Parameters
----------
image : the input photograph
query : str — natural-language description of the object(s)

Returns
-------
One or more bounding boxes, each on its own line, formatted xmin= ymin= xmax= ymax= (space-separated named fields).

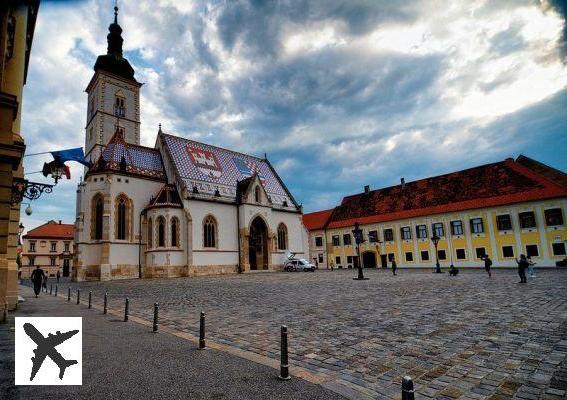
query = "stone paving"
xmin=61 ymin=268 xmax=567 ymax=400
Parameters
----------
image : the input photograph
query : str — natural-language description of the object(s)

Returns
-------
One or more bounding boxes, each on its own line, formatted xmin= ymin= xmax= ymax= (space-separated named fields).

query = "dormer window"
xmin=114 ymin=94 xmax=126 ymax=117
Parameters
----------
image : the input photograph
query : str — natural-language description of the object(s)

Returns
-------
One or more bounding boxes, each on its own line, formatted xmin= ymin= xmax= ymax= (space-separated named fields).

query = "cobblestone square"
xmin=69 ymin=269 xmax=567 ymax=400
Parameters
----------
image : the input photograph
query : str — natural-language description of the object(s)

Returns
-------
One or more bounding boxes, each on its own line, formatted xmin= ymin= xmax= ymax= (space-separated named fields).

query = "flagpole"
xmin=23 ymin=151 xmax=53 ymax=157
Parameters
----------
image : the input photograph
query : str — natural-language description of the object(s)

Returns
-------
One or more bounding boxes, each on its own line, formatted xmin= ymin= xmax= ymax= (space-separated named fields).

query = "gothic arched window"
xmin=203 ymin=215 xmax=217 ymax=248
xmin=91 ymin=193 xmax=104 ymax=240
xmin=114 ymin=92 xmax=126 ymax=117
xmin=171 ymin=217 xmax=179 ymax=247
xmin=115 ymin=194 xmax=131 ymax=240
xmin=157 ymin=216 xmax=166 ymax=247
xmin=147 ymin=218 xmax=153 ymax=248
xmin=277 ymin=223 xmax=288 ymax=250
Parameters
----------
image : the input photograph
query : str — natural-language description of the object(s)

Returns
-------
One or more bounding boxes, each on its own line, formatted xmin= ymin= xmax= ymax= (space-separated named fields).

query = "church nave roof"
xmin=159 ymin=133 xmax=298 ymax=209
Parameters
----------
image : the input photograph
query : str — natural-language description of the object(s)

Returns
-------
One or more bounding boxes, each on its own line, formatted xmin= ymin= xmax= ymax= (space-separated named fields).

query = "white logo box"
xmin=15 ymin=317 xmax=82 ymax=385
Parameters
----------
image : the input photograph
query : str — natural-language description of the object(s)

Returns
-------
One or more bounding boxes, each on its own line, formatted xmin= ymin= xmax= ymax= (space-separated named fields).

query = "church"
xmin=73 ymin=8 xmax=308 ymax=281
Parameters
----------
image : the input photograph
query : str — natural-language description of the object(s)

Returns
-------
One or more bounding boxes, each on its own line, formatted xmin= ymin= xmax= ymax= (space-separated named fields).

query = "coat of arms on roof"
xmin=186 ymin=145 xmax=222 ymax=179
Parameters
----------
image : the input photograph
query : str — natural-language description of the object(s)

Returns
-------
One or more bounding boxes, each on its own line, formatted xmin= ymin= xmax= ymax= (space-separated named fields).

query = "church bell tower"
xmin=84 ymin=5 xmax=141 ymax=164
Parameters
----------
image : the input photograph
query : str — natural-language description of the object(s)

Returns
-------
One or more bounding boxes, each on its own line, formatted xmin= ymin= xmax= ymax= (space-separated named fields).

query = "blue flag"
xmin=51 ymin=147 xmax=92 ymax=167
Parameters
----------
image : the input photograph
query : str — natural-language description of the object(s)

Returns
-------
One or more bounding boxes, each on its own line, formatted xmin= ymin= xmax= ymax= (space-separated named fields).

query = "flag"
xmin=51 ymin=147 xmax=92 ymax=168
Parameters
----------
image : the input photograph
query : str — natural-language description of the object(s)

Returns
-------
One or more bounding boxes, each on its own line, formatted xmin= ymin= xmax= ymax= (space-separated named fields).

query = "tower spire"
xmin=93 ymin=0 xmax=136 ymax=81
xmin=107 ymin=2 xmax=124 ymax=57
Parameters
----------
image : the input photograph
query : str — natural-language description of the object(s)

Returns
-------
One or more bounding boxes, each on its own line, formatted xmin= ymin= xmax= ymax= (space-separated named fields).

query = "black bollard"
xmin=88 ymin=291 xmax=92 ymax=309
xmin=67 ymin=287 xmax=71 ymax=301
xmin=50 ymin=284 xmax=52 ymax=295
xmin=55 ymin=285 xmax=58 ymax=296
xmin=279 ymin=325 xmax=290 ymax=380
xmin=153 ymin=303 xmax=159 ymax=332
xmin=76 ymin=289 xmax=80 ymax=305
xmin=103 ymin=292 xmax=108 ymax=314
xmin=402 ymin=376 xmax=415 ymax=400
xmin=124 ymin=298 xmax=129 ymax=322
xmin=199 ymin=312 xmax=206 ymax=349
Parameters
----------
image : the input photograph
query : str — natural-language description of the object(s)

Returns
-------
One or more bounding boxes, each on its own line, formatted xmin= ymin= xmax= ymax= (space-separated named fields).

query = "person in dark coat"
xmin=482 ymin=255 xmax=492 ymax=278
xmin=391 ymin=257 xmax=397 ymax=276
xmin=30 ymin=266 xmax=46 ymax=298
xmin=449 ymin=264 xmax=459 ymax=276
xmin=515 ymin=254 xmax=528 ymax=283
xmin=56 ymin=270 xmax=60 ymax=283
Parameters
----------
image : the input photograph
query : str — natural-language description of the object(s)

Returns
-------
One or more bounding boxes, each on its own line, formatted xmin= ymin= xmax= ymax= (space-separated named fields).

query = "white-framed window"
xmin=416 ymin=225 xmax=427 ymax=239
xmin=401 ymin=226 xmax=411 ymax=240
xmin=470 ymin=218 xmax=484 ymax=234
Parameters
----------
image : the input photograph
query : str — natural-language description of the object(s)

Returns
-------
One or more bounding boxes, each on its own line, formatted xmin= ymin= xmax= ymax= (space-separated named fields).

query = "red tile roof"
xmin=516 ymin=155 xmax=567 ymax=187
xmin=303 ymin=209 xmax=333 ymax=230
xmin=23 ymin=220 xmax=74 ymax=239
xmin=315 ymin=157 xmax=567 ymax=230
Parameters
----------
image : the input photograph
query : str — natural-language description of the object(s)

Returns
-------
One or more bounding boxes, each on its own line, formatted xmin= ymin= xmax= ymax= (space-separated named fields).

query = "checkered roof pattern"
xmin=162 ymin=134 xmax=293 ymax=205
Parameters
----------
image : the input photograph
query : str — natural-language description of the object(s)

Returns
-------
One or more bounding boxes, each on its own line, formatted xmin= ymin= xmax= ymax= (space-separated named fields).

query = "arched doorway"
xmin=362 ymin=251 xmax=377 ymax=268
xmin=249 ymin=216 xmax=268 ymax=270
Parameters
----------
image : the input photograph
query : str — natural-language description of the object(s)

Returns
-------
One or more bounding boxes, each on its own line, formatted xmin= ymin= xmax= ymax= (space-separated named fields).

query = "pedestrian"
xmin=527 ymin=256 xmax=536 ymax=277
xmin=482 ymin=255 xmax=492 ymax=278
xmin=313 ymin=258 xmax=319 ymax=270
xmin=56 ymin=269 xmax=60 ymax=283
xmin=330 ymin=261 xmax=334 ymax=271
xmin=391 ymin=257 xmax=397 ymax=276
xmin=30 ymin=265 xmax=46 ymax=298
xmin=515 ymin=254 xmax=528 ymax=283
xmin=42 ymin=273 xmax=48 ymax=292
xmin=449 ymin=264 xmax=459 ymax=276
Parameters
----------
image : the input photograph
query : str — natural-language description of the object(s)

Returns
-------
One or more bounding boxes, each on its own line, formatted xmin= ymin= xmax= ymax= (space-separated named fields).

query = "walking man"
xmin=391 ymin=256 xmax=397 ymax=276
xmin=515 ymin=254 xmax=528 ymax=283
xmin=482 ymin=255 xmax=492 ymax=278
xmin=56 ymin=269 xmax=60 ymax=283
xmin=30 ymin=265 xmax=46 ymax=298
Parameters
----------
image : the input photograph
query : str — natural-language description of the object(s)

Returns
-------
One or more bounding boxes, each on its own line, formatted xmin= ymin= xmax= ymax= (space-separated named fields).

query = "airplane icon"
xmin=23 ymin=322 xmax=79 ymax=381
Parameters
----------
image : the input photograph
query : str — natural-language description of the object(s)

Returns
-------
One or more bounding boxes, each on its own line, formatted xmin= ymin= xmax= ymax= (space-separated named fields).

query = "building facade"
xmin=21 ymin=220 xmax=74 ymax=278
xmin=304 ymin=157 xmax=567 ymax=269
xmin=73 ymin=8 xmax=308 ymax=281
xmin=0 ymin=1 xmax=39 ymax=321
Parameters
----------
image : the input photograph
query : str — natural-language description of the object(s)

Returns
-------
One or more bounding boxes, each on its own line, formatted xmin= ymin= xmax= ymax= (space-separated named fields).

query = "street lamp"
xmin=352 ymin=222 xmax=369 ymax=280
xmin=431 ymin=232 xmax=441 ymax=273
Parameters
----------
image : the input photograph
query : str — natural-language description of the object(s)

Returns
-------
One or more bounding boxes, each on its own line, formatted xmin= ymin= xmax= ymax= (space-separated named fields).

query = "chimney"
xmin=400 ymin=177 xmax=405 ymax=190
xmin=364 ymin=185 xmax=370 ymax=194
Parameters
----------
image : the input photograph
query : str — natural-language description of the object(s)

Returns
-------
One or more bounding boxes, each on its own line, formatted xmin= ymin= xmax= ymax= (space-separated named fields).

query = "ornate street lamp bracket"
xmin=11 ymin=177 xmax=54 ymax=204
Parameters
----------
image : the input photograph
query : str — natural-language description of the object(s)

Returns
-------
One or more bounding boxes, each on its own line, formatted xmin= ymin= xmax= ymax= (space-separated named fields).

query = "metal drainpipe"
xmin=236 ymin=196 xmax=242 ymax=273
xmin=138 ymin=209 xmax=145 ymax=279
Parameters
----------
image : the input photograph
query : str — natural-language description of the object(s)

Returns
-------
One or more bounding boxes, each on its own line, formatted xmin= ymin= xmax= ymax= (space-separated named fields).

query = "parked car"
xmin=284 ymin=259 xmax=316 ymax=272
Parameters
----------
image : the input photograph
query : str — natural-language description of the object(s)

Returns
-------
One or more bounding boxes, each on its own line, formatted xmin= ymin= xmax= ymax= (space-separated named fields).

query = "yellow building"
xmin=0 ymin=1 xmax=40 ymax=321
xmin=304 ymin=156 xmax=567 ymax=269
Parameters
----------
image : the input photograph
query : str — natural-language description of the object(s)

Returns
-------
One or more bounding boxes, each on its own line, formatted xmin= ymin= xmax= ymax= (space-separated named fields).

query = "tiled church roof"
xmin=160 ymin=133 xmax=298 ymax=208
xmin=89 ymin=130 xmax=166 ymax=181
xmin=23 ymin=220 xmax=74 ymax=240
xmin=318 ymin=157 xmax=567 ymax=229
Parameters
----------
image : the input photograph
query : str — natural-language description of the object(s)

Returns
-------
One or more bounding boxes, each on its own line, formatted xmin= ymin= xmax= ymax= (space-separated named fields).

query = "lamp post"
xmin=431 ymin=232 xmax=441 ymax=273
xmin=352 ymin=222 xmax=369 ymax=280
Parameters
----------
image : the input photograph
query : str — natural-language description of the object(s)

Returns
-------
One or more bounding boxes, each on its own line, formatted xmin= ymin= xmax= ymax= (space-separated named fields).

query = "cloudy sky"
xmin=20 ymin=0 xmax=567 ymax=230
